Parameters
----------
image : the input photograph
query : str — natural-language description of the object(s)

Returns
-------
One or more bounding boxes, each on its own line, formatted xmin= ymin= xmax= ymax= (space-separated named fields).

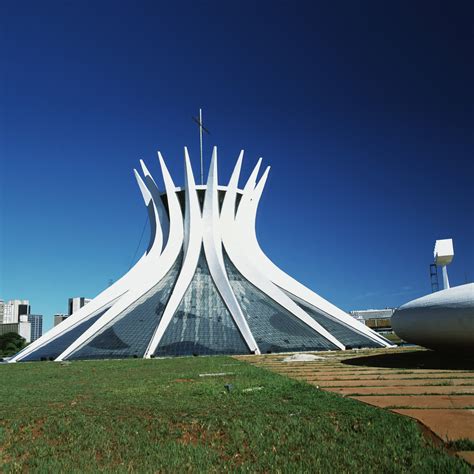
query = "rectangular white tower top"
xmin=434 ymin=238 xmax=454 ymax=266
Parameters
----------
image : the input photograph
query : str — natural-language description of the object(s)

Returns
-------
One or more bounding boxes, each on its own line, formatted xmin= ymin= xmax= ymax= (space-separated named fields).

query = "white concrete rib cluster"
xmin=11 ymin=147 xmax=391 ymax=362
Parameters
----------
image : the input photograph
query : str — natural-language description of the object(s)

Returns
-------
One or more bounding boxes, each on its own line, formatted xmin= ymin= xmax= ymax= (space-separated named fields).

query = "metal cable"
xmin=128 ymin=214 xmax=149 ymax=269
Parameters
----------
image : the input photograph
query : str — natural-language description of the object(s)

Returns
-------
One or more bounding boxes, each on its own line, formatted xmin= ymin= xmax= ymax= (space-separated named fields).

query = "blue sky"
xmin=1 ymin=1 xmax=473 ymax=331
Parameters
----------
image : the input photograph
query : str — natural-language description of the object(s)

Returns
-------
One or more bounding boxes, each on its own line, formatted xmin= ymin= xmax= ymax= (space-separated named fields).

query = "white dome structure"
xmin=11 ymin=148 xmax=392 ymax=362
xmin=392 ymin=283 xmax=474 ymax=351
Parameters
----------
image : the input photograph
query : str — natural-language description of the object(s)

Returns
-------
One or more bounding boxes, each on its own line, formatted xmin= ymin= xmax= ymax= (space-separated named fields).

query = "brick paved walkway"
xmin=235 ymin=347 xmax=474 ymax=466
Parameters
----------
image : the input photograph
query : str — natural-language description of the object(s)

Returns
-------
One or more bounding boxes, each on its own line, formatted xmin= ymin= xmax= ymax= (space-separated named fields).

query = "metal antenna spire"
xmin=199 ymin=108 xmax=203 ymax=184
xmin=192 ymin=108 xmax=210 ymax=184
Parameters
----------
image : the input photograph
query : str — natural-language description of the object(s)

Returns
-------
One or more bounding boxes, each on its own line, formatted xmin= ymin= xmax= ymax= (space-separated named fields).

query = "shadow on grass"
xmin=342 ymin=350 xmax=474 ymax=371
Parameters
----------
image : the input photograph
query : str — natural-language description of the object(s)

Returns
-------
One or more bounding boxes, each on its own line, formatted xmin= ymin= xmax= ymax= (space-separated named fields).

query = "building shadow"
xmin=342 ymin=349 xmax=474 ymax=371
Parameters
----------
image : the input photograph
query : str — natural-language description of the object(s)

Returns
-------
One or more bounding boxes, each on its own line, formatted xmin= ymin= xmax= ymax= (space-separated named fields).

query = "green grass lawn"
xmin=0 ymin=357 xmax=469 ymax=473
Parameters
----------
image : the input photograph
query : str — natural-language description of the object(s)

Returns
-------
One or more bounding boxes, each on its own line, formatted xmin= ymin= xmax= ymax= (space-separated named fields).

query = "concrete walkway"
xmin=235 ymin=347 xmax=474 ymax=466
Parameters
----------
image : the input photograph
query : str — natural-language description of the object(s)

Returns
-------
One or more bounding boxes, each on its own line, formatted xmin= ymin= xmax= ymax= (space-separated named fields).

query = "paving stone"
xmin=303 ymin=373 xmax=474 ymax=381
xmin=235 ymin=349 xmax=474 ymax=454
xmin=268 ymin=368 xmax=470 ymax=376
xmin=324 ymin=386 xmax=474 ymax=396
xmin=310 ymin=379 xmax=474 ymax=387
xmin=352 ymin=395 xmax=474 ymax=409
xmin=391 ymin=409 xmax=474 ymax=441
xmin=456 ymin=451 xmax=474 ymax=466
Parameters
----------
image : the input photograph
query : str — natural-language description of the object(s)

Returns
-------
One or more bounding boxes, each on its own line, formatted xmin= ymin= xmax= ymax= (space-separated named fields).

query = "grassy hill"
xmin=0 ymin=357 xmax=468 ymax=472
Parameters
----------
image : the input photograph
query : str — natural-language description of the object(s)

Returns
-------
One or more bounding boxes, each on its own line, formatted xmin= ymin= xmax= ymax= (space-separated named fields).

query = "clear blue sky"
xmin=1 ymin=1 xmax=473 ymax=332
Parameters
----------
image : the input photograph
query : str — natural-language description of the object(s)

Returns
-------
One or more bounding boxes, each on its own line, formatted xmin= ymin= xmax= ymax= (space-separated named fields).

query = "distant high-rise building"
xmin=0 ymin=317 xmax=31 ymax=343
xmin=28 ymin=314 xmax=43 ymax=342
xmin=0 ymin=300 xmax=4 ymax=324
xmin=2 ymin=300 xmax=30 ymax=324
xmin=68 ymin=297 xmax=91 ymax=316
xmin=3 ymin=303 xmax=14 ymax=324
xmin=54 ymin=313 xmax=69 ymax=327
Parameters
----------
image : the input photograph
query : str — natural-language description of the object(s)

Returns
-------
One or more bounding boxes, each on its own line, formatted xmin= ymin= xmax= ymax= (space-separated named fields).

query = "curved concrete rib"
xmin=140 ymin=159 xmax=169 ymax=253
xmin=222 ymin=160 xmax=346 ymax=350
xmin=243 ymin=157 xmax=262 ymax=194
xmin=144 ymin=148 xmax=203 ymax=358
xmin=238 ymin=170 xmax=392 ymax=347
xmin=182 ymin=148 xmax=195 ymax=257
xmin=220 ymin=150 xmax=243 ymax=228
xmin=134 ymin=169 xmax=160 ymax=257
xmin=156 ymin=150 xmax=185 ymax=258
xmin=56 ymin=153 xmax=185 ymax=361
xmin=203 ymin=148 xmax=259 ymax=354
xmin=10 ymin=168 xmax=163 ymax=362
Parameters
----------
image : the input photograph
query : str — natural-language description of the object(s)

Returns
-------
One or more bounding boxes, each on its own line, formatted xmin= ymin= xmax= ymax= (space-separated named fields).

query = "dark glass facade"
xmin=19 ymin=250 xmax=385 ymax=362
xmin=21 ymin=309 xmax=109 ymax=361
xmin=283 ymin=290 xmax=380 ymax=349
xmin=154 ymin=250 xmax=249 ymax=356
xmin=28 ymin=314 xmax=43 ymax=342
xmin=67 ymin=256 xmax=182 ymax=360
xmin=224 ymin=254 xmax=338 ymax=353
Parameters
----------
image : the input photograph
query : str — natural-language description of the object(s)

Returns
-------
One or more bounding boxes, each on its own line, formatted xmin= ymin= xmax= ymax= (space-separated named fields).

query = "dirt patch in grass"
xmin=170 ymin=420 xmax=255 ymax=466
xmin=172 ymin=420 xmax=228 ymax=447
xmin=29 ymin=418 xmax=46 ymax=440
